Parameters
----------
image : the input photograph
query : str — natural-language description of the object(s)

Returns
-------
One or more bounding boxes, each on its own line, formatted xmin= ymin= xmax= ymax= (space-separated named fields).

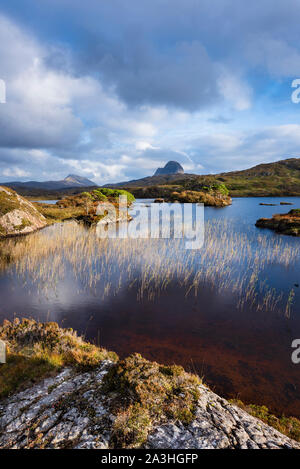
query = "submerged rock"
xmin=0 ymin=186 xmax=47 ymax=237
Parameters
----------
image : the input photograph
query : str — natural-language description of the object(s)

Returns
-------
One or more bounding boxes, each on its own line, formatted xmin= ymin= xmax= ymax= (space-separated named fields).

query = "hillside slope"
xmin=108 ymin=158 xmax=300 ymax=197
xmin=215 ymin=158 xmax=300 ymax=196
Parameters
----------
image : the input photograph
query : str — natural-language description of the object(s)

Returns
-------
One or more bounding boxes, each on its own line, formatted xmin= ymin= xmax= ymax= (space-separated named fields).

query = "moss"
xmin=231 ymin=400 xmax=300 ymax=442
xmin=91 ymin=190 xmax=108 ymax=201
xmin=289 ymin=209 xmax=300 ymax=217
xmin=91 ymin=188 xmax=135 ymax=204
xmin=102 ymin=353 xmax=201 ymax=448
xmin=15 ymin=218 xmax=32 ymax=231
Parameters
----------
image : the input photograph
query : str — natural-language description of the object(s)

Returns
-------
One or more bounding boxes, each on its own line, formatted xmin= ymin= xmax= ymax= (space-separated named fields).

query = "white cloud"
xmin=2 ymin=167 xmax=30 ymax=178
xmin=218 ymin=69 xmax=252 ymax=111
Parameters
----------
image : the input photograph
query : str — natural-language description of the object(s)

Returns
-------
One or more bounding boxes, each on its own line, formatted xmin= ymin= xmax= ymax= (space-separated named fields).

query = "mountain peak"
xmin=63 ymin=174 xmax=95 ymax=186
xmin=154 ymin=161 xmax=184 ymax=176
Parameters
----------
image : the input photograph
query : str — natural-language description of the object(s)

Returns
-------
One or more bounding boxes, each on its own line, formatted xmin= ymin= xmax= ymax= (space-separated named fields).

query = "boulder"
xmin=0 ymin=186 xmax=47 ymax=237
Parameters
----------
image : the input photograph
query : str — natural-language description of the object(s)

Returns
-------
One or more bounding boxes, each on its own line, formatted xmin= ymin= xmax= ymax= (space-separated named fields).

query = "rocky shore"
xmin=0 ymin=319 xmax=299 ymax=449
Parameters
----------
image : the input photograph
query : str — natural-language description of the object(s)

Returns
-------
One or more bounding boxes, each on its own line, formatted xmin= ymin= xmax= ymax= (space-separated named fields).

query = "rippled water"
xmin=0 ymin=197 xmax=300 ymax=417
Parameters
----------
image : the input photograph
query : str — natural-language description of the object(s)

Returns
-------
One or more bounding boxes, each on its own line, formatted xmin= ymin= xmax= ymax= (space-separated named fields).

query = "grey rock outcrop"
xmin=147 ymin=384 xmax=299 ymax=449
xmin=0 ymin=186 xmax=47 ymax=237
xmin=0 ymin=364 xmax=299 ymax=449
xmin=154 ymin=161 xmax=184 ymax=176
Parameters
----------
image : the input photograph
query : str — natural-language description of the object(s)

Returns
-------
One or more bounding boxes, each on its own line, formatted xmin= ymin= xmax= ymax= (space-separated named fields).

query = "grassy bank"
xmin=34 ymin=203 xmax=84 ymax=224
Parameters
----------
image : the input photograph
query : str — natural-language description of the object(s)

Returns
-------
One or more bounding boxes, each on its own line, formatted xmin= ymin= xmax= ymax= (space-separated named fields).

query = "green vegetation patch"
xmin=91 ymin=188 xmax=135 ymax=203
xmin=101 ymin=353 xmax=201 ymax=448
xmin=15 ymin=218 xmax=32 ymax=231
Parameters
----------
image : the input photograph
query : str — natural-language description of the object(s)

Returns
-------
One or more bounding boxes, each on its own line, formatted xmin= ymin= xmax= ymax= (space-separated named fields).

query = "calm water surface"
xmin=1 ymin=197 xmax=300 ymax=417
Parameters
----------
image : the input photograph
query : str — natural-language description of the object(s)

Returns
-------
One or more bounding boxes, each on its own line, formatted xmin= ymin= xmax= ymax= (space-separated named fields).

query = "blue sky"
xmin=0 ymin=0 xmax=300 ymax=183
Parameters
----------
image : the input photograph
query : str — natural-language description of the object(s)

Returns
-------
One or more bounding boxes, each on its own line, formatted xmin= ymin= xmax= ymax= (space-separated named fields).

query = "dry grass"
xmin=0 ymin=318 xmax=118 ymax=398
xmin=34 ymin=203 xmax=84 ymax=223
xmin=0 ymin=319 xmax=201 ymax=448
xmin=0 ymin=216 xmax=298 ymax=317
xmin=0 ymin=221 xmax=295 ymax=316
xmin=102 ymin=353 xmax=201 ymax=448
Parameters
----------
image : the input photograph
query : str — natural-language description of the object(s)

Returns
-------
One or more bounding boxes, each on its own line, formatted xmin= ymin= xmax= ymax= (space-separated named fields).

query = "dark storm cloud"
xmin=1 ymin=0 xmax=300 ymax=182
xmin=3 ymin=0 xmax=300 ymax=111
xmin=78 ymin=38 xmax=219 ymax=111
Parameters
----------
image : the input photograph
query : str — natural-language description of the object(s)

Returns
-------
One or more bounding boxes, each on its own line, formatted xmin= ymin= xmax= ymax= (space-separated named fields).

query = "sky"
xmin=1 ymin=0 xmax=300 ymax=184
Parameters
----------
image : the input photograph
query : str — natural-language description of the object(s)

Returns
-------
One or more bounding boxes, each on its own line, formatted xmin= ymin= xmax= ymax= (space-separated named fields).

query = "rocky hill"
xmin=154 ymin=161 xmax=184 ymax=176
xmin=5 ymin=158 xmax=300 ymax=200
xmin=0 ymin=186 xmax=47 ymax=237
xmin=107 ymin=157 xmax=300 ymax=197
xmin=0 ymin=319 xmax=299 ymax=449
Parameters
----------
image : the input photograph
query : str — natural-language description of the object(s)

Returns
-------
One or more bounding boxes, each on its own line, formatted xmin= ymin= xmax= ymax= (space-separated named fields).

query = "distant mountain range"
xmin=3 ymin=174 xmax=96 ymax=191
xmin=1 ymin=158 xmax=300 ymax=198
xmin=108 ymin=157 xmax=300 ymax=197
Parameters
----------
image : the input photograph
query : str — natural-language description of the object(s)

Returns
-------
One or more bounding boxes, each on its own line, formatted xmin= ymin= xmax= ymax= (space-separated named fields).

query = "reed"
xmin=0 ymin=218 xmax=299 ymax=317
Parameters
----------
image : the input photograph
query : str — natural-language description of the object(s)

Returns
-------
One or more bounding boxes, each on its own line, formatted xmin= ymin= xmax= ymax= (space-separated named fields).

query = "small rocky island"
xmin=0 ymin=186 xmax=47 ymax=237
xmin=0 ymin=319 xmax=299 ymax=449
xmin=153 ymin=183 xmax=232 ymax=207
xmin=256 ymin=209 xmax=300 ymax=236
xmin=164 ymin=190 xmax=232 ymax=207
xmin=56 ymin=188 xmax=135 ymax=226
